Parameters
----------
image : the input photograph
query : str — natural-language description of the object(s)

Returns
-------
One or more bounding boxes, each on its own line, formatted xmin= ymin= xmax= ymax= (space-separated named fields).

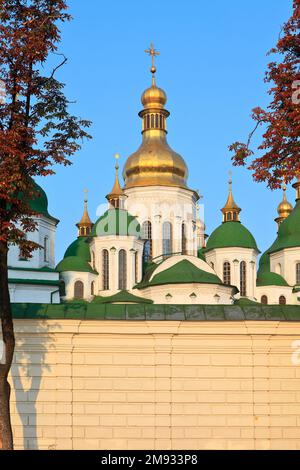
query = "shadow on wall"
xmin=11 ymin=308 xmax=61 ymax=450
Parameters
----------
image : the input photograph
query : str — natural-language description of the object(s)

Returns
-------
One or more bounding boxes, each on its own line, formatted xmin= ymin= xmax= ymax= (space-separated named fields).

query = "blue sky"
xmin=38 ymin=0 xmax=294 ymax=261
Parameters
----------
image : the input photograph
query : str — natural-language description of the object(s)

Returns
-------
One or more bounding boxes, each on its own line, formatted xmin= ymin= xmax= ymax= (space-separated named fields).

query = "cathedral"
xmin=8 ymin=48 xmax=300 ymax=307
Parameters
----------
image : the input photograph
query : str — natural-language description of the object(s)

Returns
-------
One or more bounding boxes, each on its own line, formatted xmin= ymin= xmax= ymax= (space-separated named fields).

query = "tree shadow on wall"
xmin=11 ymin=312 xmax=61 ymax=450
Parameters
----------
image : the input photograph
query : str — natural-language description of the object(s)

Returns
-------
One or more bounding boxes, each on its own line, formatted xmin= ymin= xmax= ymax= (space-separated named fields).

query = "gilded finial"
xmin=221 ymin=172 xmax=241 ymax=222
xmin=228 ymin=170 xmax=232 ymax=191
xmin=145 ymin=43 xmax=160 ymax=86
xmin=76 ymin=188 xmax=93 ymax=236
xmin=106 ymin=154 xmax=125 ymax=208
xmin=114 ymin=153 xmax=120 ymax=170
xmin=275 ymin=182 xmax=293 ymax=227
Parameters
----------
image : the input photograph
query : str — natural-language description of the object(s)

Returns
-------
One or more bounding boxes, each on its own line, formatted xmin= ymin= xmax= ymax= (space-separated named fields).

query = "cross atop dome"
xmin=145 ymin=42 xmax=160 ymax=84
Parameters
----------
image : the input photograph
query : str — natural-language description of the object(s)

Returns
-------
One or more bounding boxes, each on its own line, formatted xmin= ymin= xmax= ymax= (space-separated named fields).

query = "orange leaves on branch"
xmin=229 ymin=0 xmax=300 ymax=189
xmin=0 ymin=0 xmax=91 ymax=251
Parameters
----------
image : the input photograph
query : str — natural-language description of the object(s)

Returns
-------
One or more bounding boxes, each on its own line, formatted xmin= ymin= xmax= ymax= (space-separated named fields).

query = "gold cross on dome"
xmin=145 ymin=43 xmax=160 ymax=71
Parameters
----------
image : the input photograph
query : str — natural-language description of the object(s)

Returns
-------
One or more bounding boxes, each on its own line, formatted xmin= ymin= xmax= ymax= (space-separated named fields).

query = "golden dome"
xmin=123 ymin=44 xmax=188 ymax=189
xmin=277 ymin=186 xmax=293 ymax=218
xmin=123 ymin=132 xmax=188 ymax=188
xmin=141 ymin=84 xmax=167 ymax=109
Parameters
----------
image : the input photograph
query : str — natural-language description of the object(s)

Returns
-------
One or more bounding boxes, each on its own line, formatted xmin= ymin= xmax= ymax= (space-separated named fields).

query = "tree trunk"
xmin=0 ymin=240 xmax=15 ymax=450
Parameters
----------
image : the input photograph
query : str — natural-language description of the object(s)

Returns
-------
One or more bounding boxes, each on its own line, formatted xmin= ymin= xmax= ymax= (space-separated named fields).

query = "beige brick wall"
xmin=9 ymin=320 xmax=300 ymax=450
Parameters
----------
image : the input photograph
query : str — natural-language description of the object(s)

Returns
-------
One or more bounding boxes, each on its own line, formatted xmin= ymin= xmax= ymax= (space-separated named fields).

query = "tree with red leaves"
xmin=229 ymin=0 xmax=300 ymax=189
xmin=0 ymin=0 xmax=91 ymax=449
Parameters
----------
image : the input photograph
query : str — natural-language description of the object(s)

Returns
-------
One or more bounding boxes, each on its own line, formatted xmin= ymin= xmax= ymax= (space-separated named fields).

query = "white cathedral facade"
xmin=7 ymin=57 xmax=300 ymax=306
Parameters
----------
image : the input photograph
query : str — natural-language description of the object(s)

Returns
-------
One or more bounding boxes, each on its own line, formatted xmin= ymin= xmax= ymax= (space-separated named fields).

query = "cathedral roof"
xmin=56 ymin=237 xmax=97 ymax=274
xmin=92 ymin=290 xmax=153 ymax=304
xmin=269 ymin=200 xmax=300 ymax=254
xmin=205 ymin=221 xmax=259 ymax=252
xmin=90 ymin=208 xmax=140 ymax=238
xmin=136 ymin=258 xmax=233 ymax=290
xmin=256 ymin=248 xmax=289 ymax=287
xmin=26 ymin=179 xmax=58 ymax=223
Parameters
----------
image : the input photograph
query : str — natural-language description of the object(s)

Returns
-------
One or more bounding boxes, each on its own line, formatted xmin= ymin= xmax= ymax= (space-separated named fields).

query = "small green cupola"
xmin=205 ymin=176 xmax=259 ymax=253
xmin=56 ymin=192 xmax=97 ymax=274
xmin=25 ymin=178 xmax=58 ymax=224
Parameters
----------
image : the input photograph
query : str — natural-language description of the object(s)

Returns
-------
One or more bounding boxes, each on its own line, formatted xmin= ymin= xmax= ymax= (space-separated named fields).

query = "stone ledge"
xmin=11 ymin=303 xmax=300 ymax=321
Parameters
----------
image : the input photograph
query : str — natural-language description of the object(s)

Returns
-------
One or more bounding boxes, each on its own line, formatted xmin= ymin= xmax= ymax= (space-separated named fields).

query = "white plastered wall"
xmin=89 ymin=235 xmax=144 ymax=295
xmin=270 ymin=247 xmax=300 ymax=287
xmin=124 ymin=186 xmax=199 ymax=259
xmin=205 ymin=247 xmax=258 ymax=299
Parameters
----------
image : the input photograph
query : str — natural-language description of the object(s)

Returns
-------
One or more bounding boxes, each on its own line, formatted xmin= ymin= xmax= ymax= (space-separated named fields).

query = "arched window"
xmin=223 ymin=262 xmax=231 ymax=285
xmin=142 ymin=221 xmax=152 ymax=262
xmin=159 ymin=114 xmax=163 ymax=128
xmin=182 ymin=223 xmax=187 ymax=255
xmin=135 ymin=251 xmax=139 ymax=283
xmin=233 ymin=212 xmax=237 ymax=220
xmin=261 ymin=295 xmax=268 ymax=305
xmin=151 ymin=114 xmax=155 ymax=128
xmin=119 ymin=249 xmax=127 ymax=290
xmin=102 ymin=249 xmax=109 ymax=290
xmin=296 ymin=263 xmax=300 ymax=284
xmin=44 ymin=236 xmax=49 ymax=262
xmin=240 ymin=261 xmax=247 ymax=296
xmin=279 ymin=295 xmax=286 ymax=305
xmin=146 ymin=114 xmax=150 ymax=129
xmin=162 ymin=222 xmax=172 ymax=257
xmin=155 ymin=114 xmax=159 ymax=128
xmin=80 ymin=227 xmax=85 ymax=236
xmin=91 ymin=281 xmax=95 ymax=296
xmin=92 ymin=251 xmax=95 ymax=270
xmin=227 ymin=212 xmax=232 ymax=221
xmin=74 ymin=280 xmax=84 ymax=299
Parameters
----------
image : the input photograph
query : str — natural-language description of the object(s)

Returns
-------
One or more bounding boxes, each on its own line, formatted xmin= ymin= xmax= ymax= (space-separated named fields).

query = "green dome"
xmin=256 ymin=246 xmax=289 ymax=287
xmin=64 ymin=237 xmax=91 ymax=259
xmin=23 ymin=179 xmax=58 ymax=222
xmin=197 ymin=247 xmax=206 ymax=261
xmin=269 ymin=200 xmax=300 ymax=254
xmin=90 ymin=208 xmax=140 ymax=238
xmin=136 ymin=259 xmax=225 ymax=289
xmin=205 ymin=221 xmax=259 ymax=252
xmin=56 ymin=237 xmax=97 ymax=274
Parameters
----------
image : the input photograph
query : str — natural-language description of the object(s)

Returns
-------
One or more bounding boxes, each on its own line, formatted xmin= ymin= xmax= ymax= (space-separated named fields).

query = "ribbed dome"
xmin=123 ymin=134 xmax=189 ymax=189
